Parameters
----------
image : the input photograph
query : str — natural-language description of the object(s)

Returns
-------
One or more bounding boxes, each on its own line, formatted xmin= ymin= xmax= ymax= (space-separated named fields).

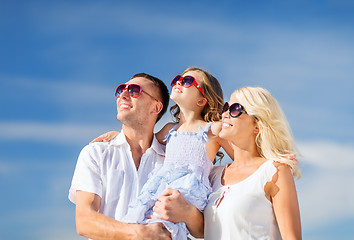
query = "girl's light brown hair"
xmin=170 ymin=67 xmax=224 ymax=123
xmin=170 ymin=67 xmax=224 ymax=162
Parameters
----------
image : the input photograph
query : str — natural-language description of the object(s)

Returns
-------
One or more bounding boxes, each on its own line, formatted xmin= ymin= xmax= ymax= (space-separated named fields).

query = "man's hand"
xmin=135 ymin=223 xmax=171 ymax=240
xmin=150 ymin=188 xmax=190 ymax=223
xmin=148 ymin=188 xmax=204 ymax=238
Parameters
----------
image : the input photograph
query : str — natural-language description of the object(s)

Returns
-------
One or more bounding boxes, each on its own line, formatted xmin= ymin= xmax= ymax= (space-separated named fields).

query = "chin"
xmin=116 ymin=112 xmax=128 ymax=122
xmin=170 ymin=93 xmax=178 ymax=101
xmin=219 ymin=129 xmax=232 ymax=141
xmin=170 ymin=96 xmax=182 ymax=105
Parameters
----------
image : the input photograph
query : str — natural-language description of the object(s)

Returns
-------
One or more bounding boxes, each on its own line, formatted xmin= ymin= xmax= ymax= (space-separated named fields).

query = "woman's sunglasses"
xmin=171 ymin=75 xmax=206 ymax=97
xmin=222 ymin=102 xmax=248 ymax=118
xmin=115 ymin=84 xmax=159 ymax=101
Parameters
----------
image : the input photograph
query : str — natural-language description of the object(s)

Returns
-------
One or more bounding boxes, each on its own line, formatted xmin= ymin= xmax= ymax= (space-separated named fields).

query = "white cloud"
xmin=0 ymin=121 xmax=119 ymax=145
xmin=298 ymin=141 xmax=354 ymax=169
xmin=0 ymin=89 xmax=174 ymax=144
xmin=0 ymin=161 xmax=12 ymax=175
xmin=20 ymin=1 xmax=354 ymax=105
xmin=28 ymin=2 xmax=240 ymax=40
xmin=1 ymin=205 xmax=80 ymax=240
xmin=0 ymin=120 xmax=173 ymax=148
xmin=0 ymin=157 xmax=80 ymax=240
xmin=2 ymin=75 xmax=114 ymax=106
xmin=296 ymin=141 xmax=354 ymax=231
xmin=37 ymin=230 xmax=82 ymax=240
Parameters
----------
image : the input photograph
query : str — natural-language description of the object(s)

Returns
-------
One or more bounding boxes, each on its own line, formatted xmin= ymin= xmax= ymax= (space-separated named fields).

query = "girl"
xmin=94 ymin=67 xmax=232 ymax=240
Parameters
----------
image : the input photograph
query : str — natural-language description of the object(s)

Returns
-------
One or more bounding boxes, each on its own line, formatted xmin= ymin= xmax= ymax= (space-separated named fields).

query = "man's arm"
xmin=75 ymin=191 xmax=171 ymax=240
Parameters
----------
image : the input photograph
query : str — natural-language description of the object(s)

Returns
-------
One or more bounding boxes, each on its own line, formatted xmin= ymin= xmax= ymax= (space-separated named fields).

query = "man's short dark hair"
xmin=132 ymin=73 xmax=169 ymax=122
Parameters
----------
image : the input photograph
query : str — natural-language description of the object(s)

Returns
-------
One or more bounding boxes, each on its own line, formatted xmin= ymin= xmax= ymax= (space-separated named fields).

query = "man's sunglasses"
xmin=222 ymin=102 xmax=248 ymax=118
xmin=115 ymin=84 xmax=159 ymax=101
xmin=171 ymin=75 xmax=206 ymax=97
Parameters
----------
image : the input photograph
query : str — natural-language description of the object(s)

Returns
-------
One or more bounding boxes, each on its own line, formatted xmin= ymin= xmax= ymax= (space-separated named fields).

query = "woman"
xmin=152 ymin=87 xmax=301 ymax=239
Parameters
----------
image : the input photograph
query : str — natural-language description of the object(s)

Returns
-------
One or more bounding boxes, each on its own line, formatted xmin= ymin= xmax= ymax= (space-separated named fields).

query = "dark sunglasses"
xmin=115 ymin=84 xmax=159 ymax=101
xmin=222 ymin=102 xmax=248 ymax=118
xmin=171 ymin=75 xmax=206 ymax=97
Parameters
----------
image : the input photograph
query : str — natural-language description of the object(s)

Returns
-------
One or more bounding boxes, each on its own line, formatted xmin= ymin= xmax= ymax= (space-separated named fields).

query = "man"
xmin=68 ymin=73 xmax=171 ymax=239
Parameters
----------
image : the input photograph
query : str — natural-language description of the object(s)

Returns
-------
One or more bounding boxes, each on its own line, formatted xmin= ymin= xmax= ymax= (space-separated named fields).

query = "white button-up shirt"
xmin=68 ymin=130 xmax=165 ymax=221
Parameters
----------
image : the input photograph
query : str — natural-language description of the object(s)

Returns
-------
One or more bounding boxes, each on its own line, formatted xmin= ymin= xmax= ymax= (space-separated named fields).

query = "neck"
xmin=122 ymin=124 xmax=155 ymax=169
xmin=229 ymin=140 xmax=263 ymax=168
xmin=178 ymin=105 xmax=204 ymax=125
xmin=122 ymin=124 xmax=155 ymax=150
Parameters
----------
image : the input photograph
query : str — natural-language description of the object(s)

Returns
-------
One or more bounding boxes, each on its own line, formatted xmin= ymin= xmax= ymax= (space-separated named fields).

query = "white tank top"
xmin=204 ymin=160 xmax=282 ymax=240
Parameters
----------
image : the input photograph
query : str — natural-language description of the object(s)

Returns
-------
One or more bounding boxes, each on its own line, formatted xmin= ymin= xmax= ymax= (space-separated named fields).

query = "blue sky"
xmin=1 ymin=0 xmax=354 ymax=239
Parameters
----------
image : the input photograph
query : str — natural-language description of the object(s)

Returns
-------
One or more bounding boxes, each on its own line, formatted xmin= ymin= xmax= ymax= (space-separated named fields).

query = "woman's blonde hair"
xmin=233 ymin=87 xmax=301 ymax=177
xmin=170 ymin=67 xmax=224 ymax=122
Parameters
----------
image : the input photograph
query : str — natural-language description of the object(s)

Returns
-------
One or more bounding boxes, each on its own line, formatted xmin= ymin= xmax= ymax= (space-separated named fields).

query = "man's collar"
xmin=109 ymin=130 xmax=165 ymax=156
xmin=151 ymin=134 xmax=165 ymax=156
xmin=109 ymin=130 xmax=127 ymax=146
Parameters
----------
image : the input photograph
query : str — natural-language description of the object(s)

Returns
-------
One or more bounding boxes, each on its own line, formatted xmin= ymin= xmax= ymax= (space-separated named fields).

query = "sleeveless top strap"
xmin=204 ymin=122 xmax=213 ymax=132
xmin=163 ymin=123 xmax=179 ymax=143
xmin=197 ymin=122 xmax=212 ymax=143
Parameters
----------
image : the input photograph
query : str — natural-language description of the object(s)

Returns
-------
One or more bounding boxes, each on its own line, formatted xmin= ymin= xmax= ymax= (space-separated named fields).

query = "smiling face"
xmin=219 ymin=94 xmax=258 ymax=145
xmin=116 ymin=77 xmax=160 ymax=127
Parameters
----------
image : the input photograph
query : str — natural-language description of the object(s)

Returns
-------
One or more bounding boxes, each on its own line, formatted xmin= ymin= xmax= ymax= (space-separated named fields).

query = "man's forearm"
xmin=76 ymin=206 xmax=139 ymax=240
xmin=75 ymin=191 xmax=170 ymax=240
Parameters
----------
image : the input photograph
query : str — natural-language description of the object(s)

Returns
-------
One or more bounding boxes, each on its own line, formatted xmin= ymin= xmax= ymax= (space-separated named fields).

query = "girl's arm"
xmin=155 ymin=122 xmax=176 ymax=145
xmin=217 ymin=137 xmax=234 ymax=160
xmin=270 ymin=164 xmax=302 ymax=240
xmin=209 ymin=122 xmax=234 ymax=160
